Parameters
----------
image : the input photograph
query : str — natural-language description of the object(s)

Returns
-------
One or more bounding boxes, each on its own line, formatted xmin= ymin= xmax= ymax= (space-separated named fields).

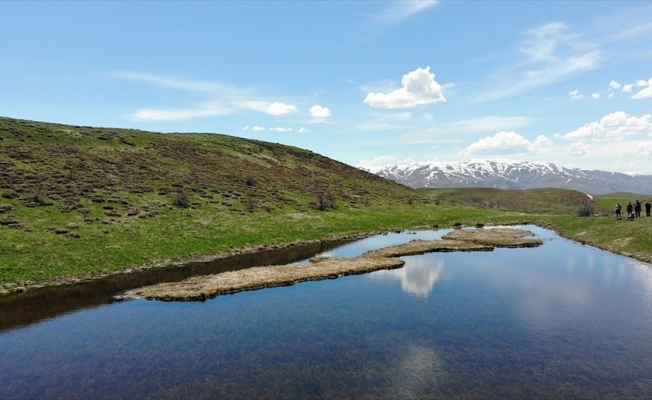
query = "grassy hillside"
xmin=0 ymin=116 xmax=455 ymax=285
xmin=2 ymin=116 xmax=652 ymax=289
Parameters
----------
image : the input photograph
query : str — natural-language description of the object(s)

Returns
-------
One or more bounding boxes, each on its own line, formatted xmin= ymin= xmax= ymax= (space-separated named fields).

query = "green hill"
xmin=419 ymin=187 xmax=593 ymax=215
xmin=0 ymin=116 xmax=447 ymax=285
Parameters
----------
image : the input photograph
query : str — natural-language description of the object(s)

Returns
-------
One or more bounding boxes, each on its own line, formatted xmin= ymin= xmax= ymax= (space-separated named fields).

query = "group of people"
xmin=615 ymin=199 xmax=652 ymax=219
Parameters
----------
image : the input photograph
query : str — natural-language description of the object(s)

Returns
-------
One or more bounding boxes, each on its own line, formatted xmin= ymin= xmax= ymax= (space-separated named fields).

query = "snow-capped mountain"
xmin=369 ymin=159 xmax=652 ymax=194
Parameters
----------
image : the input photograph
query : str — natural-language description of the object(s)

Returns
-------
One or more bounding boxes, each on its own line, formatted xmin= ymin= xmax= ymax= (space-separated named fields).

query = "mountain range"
xmin=369 ymin=159 xmax=652 ymax=195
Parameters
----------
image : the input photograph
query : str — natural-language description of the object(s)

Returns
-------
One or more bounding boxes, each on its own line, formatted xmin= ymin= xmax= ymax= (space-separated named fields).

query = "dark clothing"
xmin=635 ymin=201 xmax=642 ymax=218
xmin=616 ymin=204 xmax=622 ymax=219
xmin=627 ymin=203 xmax=634 ymax=218
xmin=646 ymin=202 xmax=651 ymax=217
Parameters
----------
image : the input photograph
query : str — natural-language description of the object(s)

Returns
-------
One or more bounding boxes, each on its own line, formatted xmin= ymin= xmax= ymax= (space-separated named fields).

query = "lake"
xmin=1 ymin=226 xmax=652 ymax=398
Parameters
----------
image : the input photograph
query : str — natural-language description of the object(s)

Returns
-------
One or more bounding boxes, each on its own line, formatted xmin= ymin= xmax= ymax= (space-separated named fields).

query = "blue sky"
xmin=1 ymin=1 xmax=652 ymax=173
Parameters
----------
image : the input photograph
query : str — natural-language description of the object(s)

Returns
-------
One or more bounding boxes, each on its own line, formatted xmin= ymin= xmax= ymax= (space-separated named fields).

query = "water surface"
xmin=2 ymin=226 xmax=652 ymax=398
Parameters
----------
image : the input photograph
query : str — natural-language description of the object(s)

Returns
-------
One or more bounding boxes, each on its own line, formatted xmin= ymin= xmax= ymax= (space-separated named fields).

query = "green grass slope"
xmin=0 ymin=117 xmax=452 ymax=285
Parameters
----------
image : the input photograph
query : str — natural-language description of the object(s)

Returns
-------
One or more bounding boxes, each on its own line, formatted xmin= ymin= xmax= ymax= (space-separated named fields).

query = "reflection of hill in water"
xmin=373 ymin=258 xmax=444 ymax=297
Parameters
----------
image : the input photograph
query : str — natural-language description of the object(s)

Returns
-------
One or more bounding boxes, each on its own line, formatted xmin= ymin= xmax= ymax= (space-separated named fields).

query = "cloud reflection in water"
xmin=371 ymin=257 xmax=444 ymax=298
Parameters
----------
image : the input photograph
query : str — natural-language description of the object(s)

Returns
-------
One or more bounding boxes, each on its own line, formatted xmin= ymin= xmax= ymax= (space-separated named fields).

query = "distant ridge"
xmin=369 ymin=159 xmax=652 ymax=195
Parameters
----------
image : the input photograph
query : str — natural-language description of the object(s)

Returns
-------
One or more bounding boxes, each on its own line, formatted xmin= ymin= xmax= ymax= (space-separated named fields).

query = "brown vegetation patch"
xmin=442 ymin=227 xmax=543 ymax=248
xmin=361 ymin=239 xmax=493 ymax=258
xmin=123 ymin=257 xmax=406 ymax=301
xmin=122 ymin=228 xmax=540 ymax=301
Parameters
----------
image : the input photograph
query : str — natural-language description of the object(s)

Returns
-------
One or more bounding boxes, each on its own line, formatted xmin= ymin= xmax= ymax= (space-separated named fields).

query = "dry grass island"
xmin=121 ymin=227 xmax=542 ymax=301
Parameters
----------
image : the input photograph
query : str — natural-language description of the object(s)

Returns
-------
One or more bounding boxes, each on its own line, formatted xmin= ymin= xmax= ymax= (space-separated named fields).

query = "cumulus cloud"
xmin=458 ymin=131 xmax=552 ymax=156
xmin=252 ymin=126 xmax=265 ymax=131
xmin=569 ymin=90 xmax=583 ymax=100
xmin=567 ymin=142 xmax=587 ymax=156
xmin=636 ymin=142 xmax=652 ymax=156
xmin=298 ymin=127 xmax=309 ymax=133
xmin=609 ymin=81 xmax=621 ymax=90
xmin=269 ymin=127 xmax=293 ymax=132
xmin=622 ymin=84 xmax=634 ymax=93
xmin=309 ymin=105 xmax=332 ymax=118
xmin=558 ymin=112 xmax=652 ymax=141
xmin=364 ymin=66 xmax=446 ymax=109
xmin=633 ymin=78 xmax=652 ymax=99
xmin=591 ymin=92 xmax=600 ymax=99
xmin=266 ymin=102 xmax=298 ymax=115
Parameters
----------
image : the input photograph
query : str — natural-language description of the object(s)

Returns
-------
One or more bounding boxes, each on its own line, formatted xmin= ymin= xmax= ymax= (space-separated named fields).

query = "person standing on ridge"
xmin=646 ymin=201 xmax=651 ymax=217
xmin=627 ymin=202 xmax=634 ymax=219
xmin=616 ymin=202 xmax=622 ymax=219
xmin=635 ymin=199 xmax=642 ymax=218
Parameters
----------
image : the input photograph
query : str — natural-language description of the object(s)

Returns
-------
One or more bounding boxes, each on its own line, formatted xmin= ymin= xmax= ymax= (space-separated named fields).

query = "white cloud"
xmin=476 ymin=23 xmax=602 ymax=102
xmin=609 ymin=81 xmax=621 ymax=90
xmin=129 ymin=101 xmax=232 ymax=121
xmin=447 ymin=116 xmax=534 ymax=133
xmin=569 ymin=90 xmax=583 ymax=100
xmin=357 ymin=155 xmax=398 ymax=169
xmin=622 ymin=84 xmax=634 ymax=93
xmin=458 ymin=131 xmax=552 ymax=156
xmin=298 ymin=127 xmax=309 ymax=133
xmin=309 ymin=105 xmax=332 ymax=118
xmin=266 ymin=102 xmax=298 ymax=115
xmin=609 ymin=93 xmax=615 ymax=98
xmin=270 ymin=127 xmax=293 ymax=132
xmin=559 ymin=112 xmax=652 ymax=141
xmin=591 ymin=92 xmax=600 ymax=99
xmin=567 ymin=142 xmax=587 ymax=156
xmin=636 ymin=142 xmax=652 ymax=156
xmin=114 ymin=72 xmax=300 ymax=121
xmin=637 ymin=79 xmax=649 ymax=87
xmin=633 ymin=78 xmax=652 ymax=99
xmin=242 ymin=126 xmax=249 ymax=130
xmin=364 ymin=66 xmax=446 ymax=109
xmin=252 ymin=126 xmax=265 ymax=131
xmin=368 ymin=0 xmax=437 ymax=24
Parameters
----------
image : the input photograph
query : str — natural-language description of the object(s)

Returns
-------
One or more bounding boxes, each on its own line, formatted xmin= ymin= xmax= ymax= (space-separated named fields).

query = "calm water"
xmin=2 ymin=226 xmax=652 ymax=398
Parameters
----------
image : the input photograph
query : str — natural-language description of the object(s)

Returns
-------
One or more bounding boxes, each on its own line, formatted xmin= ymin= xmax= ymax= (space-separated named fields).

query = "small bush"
xmin=172 ymin=190 xmax=192 ymax=208
xmin=245 ymin=195 xmax=257 ymax=212
xmin=575 ymin=200 xmax=595 ymax=217
xmin=317 ymin=192 xmax=336 ymax=210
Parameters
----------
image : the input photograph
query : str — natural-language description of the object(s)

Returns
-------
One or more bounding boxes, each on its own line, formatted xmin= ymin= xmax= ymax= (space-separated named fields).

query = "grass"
xmin=3 ymin=116 xmax=652 ymax=288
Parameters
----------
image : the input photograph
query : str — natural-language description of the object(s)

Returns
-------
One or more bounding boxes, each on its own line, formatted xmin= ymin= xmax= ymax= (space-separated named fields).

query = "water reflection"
xmin=3 ymin=226 xmax=652 ymax=398
xmin=371 ymin=258 xmax=444 ymax=298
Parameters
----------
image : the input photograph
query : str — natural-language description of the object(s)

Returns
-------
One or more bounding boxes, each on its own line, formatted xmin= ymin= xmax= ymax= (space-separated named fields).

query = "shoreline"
xmin=3 ymin=221 xmax=652 ymax=297
xmin=121 ymin=227 xmax=541 ymax=301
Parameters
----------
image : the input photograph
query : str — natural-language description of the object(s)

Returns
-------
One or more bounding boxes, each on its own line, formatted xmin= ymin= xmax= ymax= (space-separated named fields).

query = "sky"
xmin=1 ymin=1 xmax=652 ymax=174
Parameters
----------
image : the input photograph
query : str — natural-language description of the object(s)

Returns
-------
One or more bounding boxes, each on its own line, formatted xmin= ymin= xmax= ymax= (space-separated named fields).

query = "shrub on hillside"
xmin=172 ymin=189 xmax=192 ymax=208
xmin=575 ymin=199 xmax=595 ymax=217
